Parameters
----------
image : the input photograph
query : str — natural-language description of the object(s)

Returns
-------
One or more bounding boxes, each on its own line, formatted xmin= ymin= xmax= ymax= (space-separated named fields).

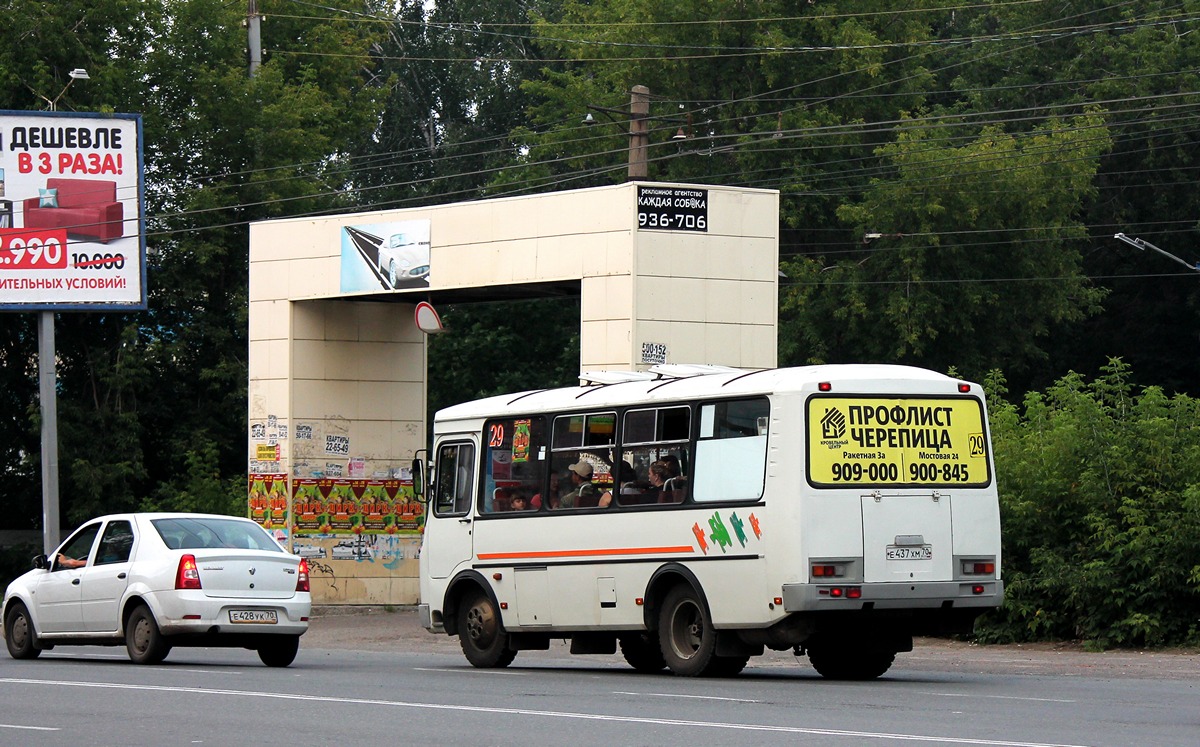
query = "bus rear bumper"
xmin=781 ymin=580 xmax=1004 ymax=612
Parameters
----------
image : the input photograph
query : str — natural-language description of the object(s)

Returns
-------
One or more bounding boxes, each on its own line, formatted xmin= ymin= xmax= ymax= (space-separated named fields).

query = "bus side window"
xmin=692 ymin=398 xmax=769 ymax=503
xmin=618 ymin=405 xmax=690 ymax=507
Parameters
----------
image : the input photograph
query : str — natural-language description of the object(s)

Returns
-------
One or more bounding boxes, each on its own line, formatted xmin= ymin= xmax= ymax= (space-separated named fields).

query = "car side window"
xmin=94 ymin=520 xmax=134 ymax=565
xmin=54 ymin=522 xmax=102 ymax=570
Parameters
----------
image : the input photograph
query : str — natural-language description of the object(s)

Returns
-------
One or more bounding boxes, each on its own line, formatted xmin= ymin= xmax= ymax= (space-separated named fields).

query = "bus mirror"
xmin=411 ymin=451 xmax=428 ymax=503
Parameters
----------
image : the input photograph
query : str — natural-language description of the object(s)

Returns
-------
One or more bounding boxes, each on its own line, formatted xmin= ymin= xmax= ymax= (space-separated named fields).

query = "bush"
xmin=977 ymin=360 xmax=1200 ymax=648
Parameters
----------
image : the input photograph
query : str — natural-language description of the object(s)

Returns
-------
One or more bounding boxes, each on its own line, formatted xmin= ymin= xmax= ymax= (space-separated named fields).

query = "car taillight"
xmin=175 ymin=554 xmax=202 ymax=590
xmin=296 ymin=559 xmax=310 ymax=593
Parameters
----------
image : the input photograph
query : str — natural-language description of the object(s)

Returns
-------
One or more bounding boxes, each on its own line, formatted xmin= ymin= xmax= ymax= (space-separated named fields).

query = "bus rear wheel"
xmin=619 ymin=632 xmax=666 ymax=673
xmin=658 ymin=585 xmax=718 ymax=676
xmin=707 ymin=655 xmax=750 ymax=677
xmin=808 ymin=649 xmax=895 ymax=680
xmin=458 ymin=590 xmax=516 ymax=668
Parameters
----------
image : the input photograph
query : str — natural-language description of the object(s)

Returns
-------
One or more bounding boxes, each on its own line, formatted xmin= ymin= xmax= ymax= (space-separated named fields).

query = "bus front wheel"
xmin=658 ymin=585 xmax=718 ymax=676
xmin=458 ymin=590 xmax=516 ymax=668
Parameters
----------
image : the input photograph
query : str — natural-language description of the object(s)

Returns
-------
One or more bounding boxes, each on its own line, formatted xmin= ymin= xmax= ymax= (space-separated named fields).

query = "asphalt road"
xmin=1 ymin=608 xmax=1196 ymax=747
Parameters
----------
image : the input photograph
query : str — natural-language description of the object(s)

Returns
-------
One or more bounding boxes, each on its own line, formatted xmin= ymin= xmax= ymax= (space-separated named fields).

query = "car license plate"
xmin=886 ymin=545 xmax=932 ymax=560
xmin=229 ymin=609 xmax=278 ymax=624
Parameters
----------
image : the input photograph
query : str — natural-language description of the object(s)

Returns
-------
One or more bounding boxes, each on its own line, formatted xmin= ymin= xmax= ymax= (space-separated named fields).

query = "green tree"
xmin=782 ymin=112 xmax=1111 ymax=380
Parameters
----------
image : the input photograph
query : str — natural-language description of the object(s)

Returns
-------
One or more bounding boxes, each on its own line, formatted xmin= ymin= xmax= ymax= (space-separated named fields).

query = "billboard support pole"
xmin=38 ymin=310 xmax=59 ymax=554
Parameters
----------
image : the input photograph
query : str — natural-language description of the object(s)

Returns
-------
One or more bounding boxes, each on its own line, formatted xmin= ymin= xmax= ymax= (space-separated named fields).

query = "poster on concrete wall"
xmin=287 ymin=477 xmax=423 ymax=537
xmin=0 ymin=110 xmax=145 ymax=310
xmin=340 ymin=218 xmax=431 ymax=292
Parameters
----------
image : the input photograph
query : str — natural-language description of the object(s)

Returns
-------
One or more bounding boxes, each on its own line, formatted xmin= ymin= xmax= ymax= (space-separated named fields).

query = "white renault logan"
xmin=3 ymin=513 xmax=311 ymax=666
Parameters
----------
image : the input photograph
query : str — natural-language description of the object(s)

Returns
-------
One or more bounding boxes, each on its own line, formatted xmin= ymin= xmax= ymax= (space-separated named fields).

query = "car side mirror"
xmin=32 ymin=554 xmax=48 ymax=570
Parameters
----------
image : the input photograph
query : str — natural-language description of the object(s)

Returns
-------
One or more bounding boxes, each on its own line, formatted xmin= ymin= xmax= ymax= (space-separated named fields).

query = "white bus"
xmin=416 ymin=364 xmax=1003 ymax=679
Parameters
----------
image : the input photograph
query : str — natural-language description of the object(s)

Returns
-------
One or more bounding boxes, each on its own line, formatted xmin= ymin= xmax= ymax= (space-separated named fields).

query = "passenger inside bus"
xmin=531 ymin=471 xmax=559 ymax=510
xmin=557 ymin=461 xmax=597 ymax=509
xmin=618 ymin=462 xmax=642 ymax=495
xmin=508 ymin=492 xmax=530 ymax=511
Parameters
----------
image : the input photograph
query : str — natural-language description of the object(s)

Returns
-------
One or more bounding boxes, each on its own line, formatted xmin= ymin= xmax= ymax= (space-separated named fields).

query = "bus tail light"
xmin=811 ymin=564 xmax=845 ymax=578
xmin=958 ymin=383 xmax=971 ymax=393
xmin=818 ymin=382 xmax=832 ymax=392
xmin=961 ymin=560 xmax=996 ymax=575
xmin=817 ymin=586 xmax=861 ymax=598
xmin=972 ymin=585 xmax=986 ymax=595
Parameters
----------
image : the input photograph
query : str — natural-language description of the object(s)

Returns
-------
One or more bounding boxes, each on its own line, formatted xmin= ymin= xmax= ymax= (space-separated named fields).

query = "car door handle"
xmin=72 ymin=578 xmax=81 ymax=585
xmin=117 ymin=572 xmax=127 ymax=579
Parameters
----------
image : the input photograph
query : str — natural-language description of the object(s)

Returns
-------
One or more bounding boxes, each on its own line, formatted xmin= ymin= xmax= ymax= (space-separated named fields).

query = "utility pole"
xmin=628 ymin=85 xmax=649 ymax=180
xmin=248 ymin=0 xmax=263 ymax=77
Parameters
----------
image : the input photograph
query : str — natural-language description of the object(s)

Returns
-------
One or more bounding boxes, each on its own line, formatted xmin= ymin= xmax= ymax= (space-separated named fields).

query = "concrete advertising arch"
xmin=247 ymin=181 xmax=778 ymax=604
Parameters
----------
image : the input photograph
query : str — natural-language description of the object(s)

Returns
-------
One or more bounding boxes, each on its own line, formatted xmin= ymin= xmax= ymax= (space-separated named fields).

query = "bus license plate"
xmin=886 ymin=546 xmax=932 ymax=561
xmin=229 ymin=610 xmax=278 ymax=624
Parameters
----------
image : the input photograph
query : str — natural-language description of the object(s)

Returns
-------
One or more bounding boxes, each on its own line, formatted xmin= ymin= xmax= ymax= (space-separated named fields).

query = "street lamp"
xmin=38 ymin=67 xmax=90 ymax=111
xmin=32 ymin=66 xmax=89 ymax=552
xmin=582 ymin=85 xmax=690 ymax=180
xmin=1114 ymin=233 xmax=1200 ymax=273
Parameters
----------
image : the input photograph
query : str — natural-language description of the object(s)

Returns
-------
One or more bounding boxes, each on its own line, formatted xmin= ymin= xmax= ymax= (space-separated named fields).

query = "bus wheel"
xmin=707 ymin=655 xmax=750 ymax=677
xmin=659 ymin=585 xmax=717 ymax=676
xmin=808 ymin=649 xmax=895 ymax=680
xmin=619 ymin=632 xmax=666 ymax=673
xmin=458 ymin=590 xmax=516 ymax=668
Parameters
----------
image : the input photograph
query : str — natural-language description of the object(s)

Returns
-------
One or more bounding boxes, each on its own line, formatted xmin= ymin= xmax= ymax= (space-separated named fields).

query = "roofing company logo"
xmin=821 ymin=407 xmax=846 ymax=440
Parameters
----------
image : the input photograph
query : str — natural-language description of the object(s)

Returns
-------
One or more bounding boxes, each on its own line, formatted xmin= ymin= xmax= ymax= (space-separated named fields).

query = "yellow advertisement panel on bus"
xmin=806 ymin=396 xmax=991 ymax=488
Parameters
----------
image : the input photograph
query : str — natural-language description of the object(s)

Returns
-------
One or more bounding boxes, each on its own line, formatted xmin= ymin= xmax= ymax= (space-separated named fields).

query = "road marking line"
xmin=917 ymin=691 xmax=1076 ymax=704
xmin=0 ymin=678 xmax=1094 ymax=747
xmin=613 ymin=690 xmax=761 ymax=703
xmin=0 ymin=723 xmax=60 ymax=731
xmin=413 ymin=667 xmax=529 ymax=675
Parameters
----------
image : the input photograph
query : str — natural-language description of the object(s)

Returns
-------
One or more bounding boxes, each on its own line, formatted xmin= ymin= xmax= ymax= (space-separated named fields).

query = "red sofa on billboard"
xmin=23 ymin=177 xmax=123 ymax=244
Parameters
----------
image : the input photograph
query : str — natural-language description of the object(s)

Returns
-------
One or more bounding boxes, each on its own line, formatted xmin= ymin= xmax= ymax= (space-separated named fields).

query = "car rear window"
xmin=151 ymin=517 xmax=281 ymax=552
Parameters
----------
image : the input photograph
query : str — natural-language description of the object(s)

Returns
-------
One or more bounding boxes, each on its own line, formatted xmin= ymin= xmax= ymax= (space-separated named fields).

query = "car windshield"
xmin=151 ymin=517 xmax=281 ymax=552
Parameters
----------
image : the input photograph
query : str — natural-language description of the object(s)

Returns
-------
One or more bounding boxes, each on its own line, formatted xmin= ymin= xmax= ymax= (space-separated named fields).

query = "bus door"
xmin=426 ymin=438 xmax=478 ymax=579
xmin=860 ymin=492 xmax=953 ymax=582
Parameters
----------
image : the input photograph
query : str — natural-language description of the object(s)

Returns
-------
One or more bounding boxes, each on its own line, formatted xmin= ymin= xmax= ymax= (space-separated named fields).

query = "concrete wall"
xmin=247 ymin=182 xmax=779 ymax=605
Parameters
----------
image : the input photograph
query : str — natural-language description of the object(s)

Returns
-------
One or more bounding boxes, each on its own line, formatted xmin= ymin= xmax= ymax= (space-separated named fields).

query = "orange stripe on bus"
xmin=476 ymin=545 xmax=694 ymax=560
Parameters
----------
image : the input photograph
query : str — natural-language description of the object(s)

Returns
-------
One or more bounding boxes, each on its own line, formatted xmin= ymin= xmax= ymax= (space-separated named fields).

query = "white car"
xmin=2 ymin=513 xmax=311 ymax=667
xmin=378 ymin=232 xmax=430 ymax=286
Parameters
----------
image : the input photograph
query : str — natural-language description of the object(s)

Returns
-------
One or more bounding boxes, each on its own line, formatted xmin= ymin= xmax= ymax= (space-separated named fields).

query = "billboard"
xmin=0 ymin=111 xmax=145 ymax=311
xmin=340 ymin=219 xmax=431 ymax=293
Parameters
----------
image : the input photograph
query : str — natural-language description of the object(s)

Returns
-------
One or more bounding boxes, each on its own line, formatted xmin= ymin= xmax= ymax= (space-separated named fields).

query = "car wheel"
xmin=658 ymin=584 xmax=717 ymax=676
xmin=258 ymin=636 xmax=300 ymax=667
xmin=619 ymin=632 xmax=666 ymax=673
xmin=458 ymin=589 xmax=516 ymax=668
xmin=4 ymin=603 xmax=41 ymax=660
xmin=387 ymin=259 xmax=397 ymax=286
xmin=125 ymin=605 xmax=171 ymax=664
